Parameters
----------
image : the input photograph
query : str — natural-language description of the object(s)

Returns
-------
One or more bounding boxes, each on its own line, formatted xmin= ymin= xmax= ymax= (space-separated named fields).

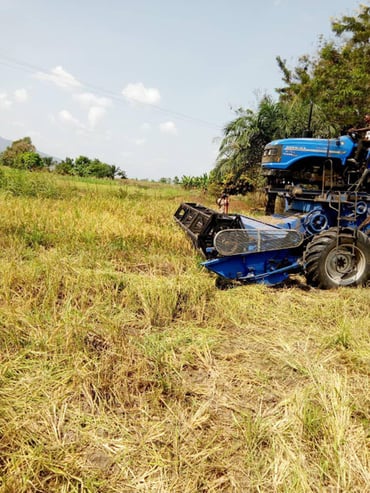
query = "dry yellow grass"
xmin=0 ymin=168 xmax=369 ymax=492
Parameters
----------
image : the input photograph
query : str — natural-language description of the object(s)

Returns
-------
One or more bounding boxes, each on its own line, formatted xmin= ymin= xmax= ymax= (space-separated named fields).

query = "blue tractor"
xmin=262 ymin=133 xmax=370 ymax=214
xmin=174 ymin=133 xmax=370 ymax=289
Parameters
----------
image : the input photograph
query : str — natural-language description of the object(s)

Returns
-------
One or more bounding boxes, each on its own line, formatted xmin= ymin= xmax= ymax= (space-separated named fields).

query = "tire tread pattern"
xmin=303 ymin=227 xmax=370 ymax=289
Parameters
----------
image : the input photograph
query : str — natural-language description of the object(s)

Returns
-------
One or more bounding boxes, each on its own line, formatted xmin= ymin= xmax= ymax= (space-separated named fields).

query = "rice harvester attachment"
xmin=174 ymin=186 xmax=370 ymax=289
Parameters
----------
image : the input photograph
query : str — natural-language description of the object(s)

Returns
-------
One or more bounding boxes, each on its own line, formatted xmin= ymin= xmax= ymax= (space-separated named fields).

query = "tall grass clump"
xmin=0 ymin=168 xmax=369 ymax=492
xmin=0 ymin=167 xmax=73 ymax=199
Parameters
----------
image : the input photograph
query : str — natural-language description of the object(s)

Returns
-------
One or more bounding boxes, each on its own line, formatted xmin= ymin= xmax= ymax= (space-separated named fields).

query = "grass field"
xmin=0 ymin=168 xmax=369 ymax=492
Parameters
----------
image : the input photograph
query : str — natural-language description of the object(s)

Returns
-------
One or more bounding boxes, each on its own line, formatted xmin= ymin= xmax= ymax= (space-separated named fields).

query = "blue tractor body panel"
xmin=262 ymin=135 xmax=355 ymax=173
xmin=203 ymin=250 xmax=301 ymax=286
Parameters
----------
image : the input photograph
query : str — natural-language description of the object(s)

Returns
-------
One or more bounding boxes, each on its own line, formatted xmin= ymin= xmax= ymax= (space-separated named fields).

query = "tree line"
xmin=0 ymin=137 xmax=127 ymax=180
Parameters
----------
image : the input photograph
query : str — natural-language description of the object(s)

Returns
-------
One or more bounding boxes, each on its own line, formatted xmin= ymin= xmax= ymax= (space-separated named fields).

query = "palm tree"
xmin=213 ymin=96 xmax=284 ymax=183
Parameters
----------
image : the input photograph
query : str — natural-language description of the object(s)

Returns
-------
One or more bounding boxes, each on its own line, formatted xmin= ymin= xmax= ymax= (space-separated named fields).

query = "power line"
xmin=0 ymin=54 xmax=223 ymax=131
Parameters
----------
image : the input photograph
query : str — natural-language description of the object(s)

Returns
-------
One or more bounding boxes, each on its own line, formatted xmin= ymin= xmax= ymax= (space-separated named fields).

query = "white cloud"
xmin=122 ymin=82 xmax=160 ymax=105
xmin=0 ymin=89 xmax=28 ymax=109
xmin=159 ymin=121 xmax=178 ymax=135
xmin=58 ymin=109 xmax=84 ymax=128
xmin=14 ymin=88 xmax=28 ymax=102
xmin=74 ymin=92 xmax=111 ymax=108
xmin=0 ymin=93 xmax=12 ymax=109
xmin=72 ymin=92 xmax=111 ymax=128
xmin=88 ymin=106 xmax=107 ymax=128
xmin=35 ymin=66 xmax=82 ymax=90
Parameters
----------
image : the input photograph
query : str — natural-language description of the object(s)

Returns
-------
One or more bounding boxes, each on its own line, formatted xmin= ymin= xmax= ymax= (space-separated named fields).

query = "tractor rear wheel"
xmin=303 ymin=228 xmax=370 ymax=289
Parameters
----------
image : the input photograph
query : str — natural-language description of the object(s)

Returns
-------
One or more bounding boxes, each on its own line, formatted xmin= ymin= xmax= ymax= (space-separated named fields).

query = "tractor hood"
xmin=262 ymin=135 xmax=354 ymax=171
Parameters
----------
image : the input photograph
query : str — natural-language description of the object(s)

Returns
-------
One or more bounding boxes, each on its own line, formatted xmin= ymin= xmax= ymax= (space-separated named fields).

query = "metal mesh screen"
xmin=214 ymin=229 xmax=303 ymax=256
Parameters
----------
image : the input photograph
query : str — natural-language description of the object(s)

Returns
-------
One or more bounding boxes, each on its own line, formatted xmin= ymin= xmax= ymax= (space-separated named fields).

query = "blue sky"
xmin=0 ymin=0 xmax=364 ymax=179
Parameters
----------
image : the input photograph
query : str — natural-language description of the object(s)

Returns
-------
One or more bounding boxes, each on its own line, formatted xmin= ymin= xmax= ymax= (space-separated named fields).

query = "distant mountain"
xmin=0 ymin=136 xmax=13 ymax=152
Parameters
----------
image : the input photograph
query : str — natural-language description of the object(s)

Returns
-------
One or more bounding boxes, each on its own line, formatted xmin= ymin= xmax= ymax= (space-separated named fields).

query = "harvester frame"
xmin=174 ymin=172 xmax=370 ymax=289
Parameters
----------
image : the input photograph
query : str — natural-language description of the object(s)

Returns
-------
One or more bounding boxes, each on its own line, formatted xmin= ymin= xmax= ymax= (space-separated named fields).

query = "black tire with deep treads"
xmin=303 ymin=227 xmax=370 ymax=289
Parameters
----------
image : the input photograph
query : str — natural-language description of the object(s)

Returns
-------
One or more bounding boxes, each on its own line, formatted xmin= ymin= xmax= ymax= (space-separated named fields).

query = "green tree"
xmin=115 ymin=168 xmax=127 ymax=179
xmin=86 ymin=159 xmax=115 ymax=179
xmin=180 ymin=173 xmax=209 ymax=190
xmin=213 ymin=96 xmax=285 ymax=184
xmin=55 ymin=157 xmax=75 ymax=175
xmin=15 ymin=151 xmax=44 ymax=170
xmin=276 ymin=4 xmax=370 ymax=128
xmin=42 ymin=156 xmax=56 ymax=169
xmin=109 ymin=165 xmax=127 ymax=180
xmin=0 ymin=137 xmax=36 ymax=167
xmin=74 ymin=155 xmax=91 ymax=177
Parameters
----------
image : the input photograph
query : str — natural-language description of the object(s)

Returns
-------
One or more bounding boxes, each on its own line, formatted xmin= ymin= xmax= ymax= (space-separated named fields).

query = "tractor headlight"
xmin=262 ymin=145 xmax=282 ymax=163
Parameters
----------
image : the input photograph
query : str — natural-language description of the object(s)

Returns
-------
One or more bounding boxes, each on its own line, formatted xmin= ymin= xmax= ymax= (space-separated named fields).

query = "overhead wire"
xmin=0 ymin=54 xmax=223 ymax=131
